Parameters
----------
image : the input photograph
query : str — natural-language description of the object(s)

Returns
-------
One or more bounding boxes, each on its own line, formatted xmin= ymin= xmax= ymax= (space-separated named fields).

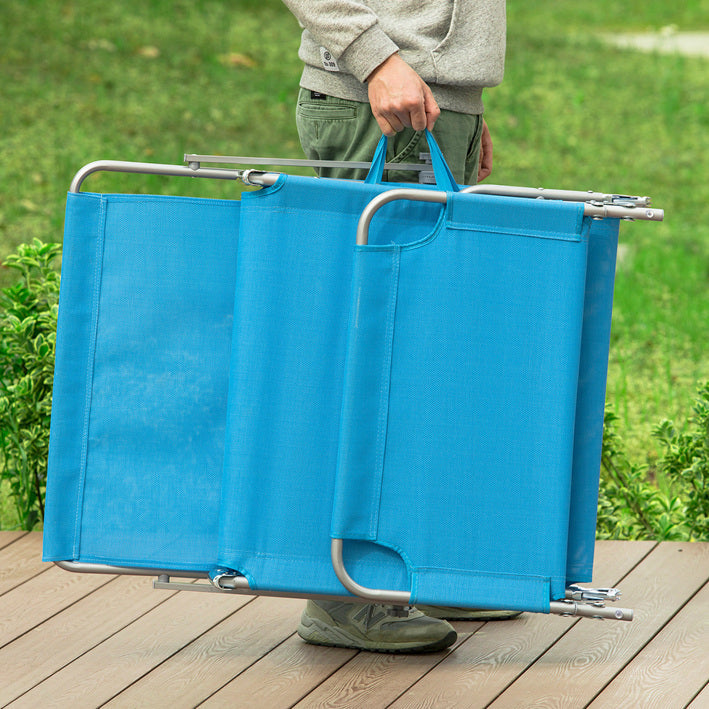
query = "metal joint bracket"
xmin=153 ymin=568 xmax=253 ymax=594
xmin=553 ymin=585 xmax=633 ymax=620
xmin=208 ymin=567 xmax=244 ymax=590
xmin=566 ymin=584 xmax=622 ymax=603
xmin=610 ymin=194 xmax=651 ymax=207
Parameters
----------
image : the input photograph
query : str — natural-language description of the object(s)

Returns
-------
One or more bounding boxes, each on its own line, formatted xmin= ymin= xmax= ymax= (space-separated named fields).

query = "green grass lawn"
xmin=1 ymin=0 xmax=708 ymax=527
xmin=494 ymin=4 xmax=709 ymax=463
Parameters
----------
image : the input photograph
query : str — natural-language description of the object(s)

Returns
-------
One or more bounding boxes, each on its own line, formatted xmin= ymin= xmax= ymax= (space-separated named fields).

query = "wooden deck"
xmin=1 ymin=533 xmax=708 ymax=708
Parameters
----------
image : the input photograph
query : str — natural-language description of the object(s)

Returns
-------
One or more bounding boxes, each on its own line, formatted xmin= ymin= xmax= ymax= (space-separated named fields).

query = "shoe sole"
xmin=420 ymin=607 xmax=523 ymax=621
xmin=297 ymin=618 xmax=456 ymax=654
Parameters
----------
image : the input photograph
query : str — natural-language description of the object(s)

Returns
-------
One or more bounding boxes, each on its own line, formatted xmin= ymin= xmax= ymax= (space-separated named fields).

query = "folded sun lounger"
xmin=43 ymin=132 xmax=662 ymax=621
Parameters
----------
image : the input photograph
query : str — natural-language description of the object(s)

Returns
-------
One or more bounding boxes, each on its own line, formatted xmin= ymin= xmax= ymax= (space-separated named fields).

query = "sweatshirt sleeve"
xmin=281 ymin=0 xmax=399 ymax=82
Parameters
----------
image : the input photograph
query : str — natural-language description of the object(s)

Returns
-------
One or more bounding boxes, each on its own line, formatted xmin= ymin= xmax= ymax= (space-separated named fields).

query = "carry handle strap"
xmin=365 ymin=129 xmax=460 ymax=192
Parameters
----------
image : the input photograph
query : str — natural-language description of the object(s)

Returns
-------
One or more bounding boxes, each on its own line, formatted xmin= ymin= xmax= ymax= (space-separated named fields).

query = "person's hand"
xmin=366 ymin=54 xmax=440 ymax=136
xmin=477 ymin=119 xmax=493 ymax=182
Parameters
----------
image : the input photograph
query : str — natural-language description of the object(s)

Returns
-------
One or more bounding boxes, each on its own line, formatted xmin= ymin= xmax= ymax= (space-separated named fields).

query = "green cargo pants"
xmin=295 ymin=88 xmax=484 ymax=185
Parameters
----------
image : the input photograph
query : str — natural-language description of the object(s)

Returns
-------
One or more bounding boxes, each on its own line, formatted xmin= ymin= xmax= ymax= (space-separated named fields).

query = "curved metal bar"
xmin=355 ymin=187 xmax=662 ymax=249
xmin=70 ymin=160 xmax=239 ymax=193
xmin=356 ymin=188 xmax=448 ymax=246
xmin=69 ymin=160 xmax=280 ymax=193
xmin=331 ymin=539 xmax=411 ymax=604
xmin=331 ymin=541 xmax=633 ymax=619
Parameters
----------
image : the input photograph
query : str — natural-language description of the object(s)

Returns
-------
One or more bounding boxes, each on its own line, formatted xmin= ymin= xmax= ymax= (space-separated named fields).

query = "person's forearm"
xmin=281 ymin=0 xmax=398 ymax=82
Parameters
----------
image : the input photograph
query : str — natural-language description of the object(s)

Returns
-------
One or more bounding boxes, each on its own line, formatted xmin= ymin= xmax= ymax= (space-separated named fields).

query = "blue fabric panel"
xmin=333 ymin=193 xmax=589 ymax=609
xmin=217 ymin=175 xmax=443 ymax=593
xmin=44 ymin=193 xmax=106 ymax=561
xmin=566 ymin=217 xmax=620 ymax=582
xmin=413 ymin=568 xmax=551 ymax=613
xmin=331 ymin=247 xmax=402 ymax=540
xmin=43 ymin=193 xmax=240 ymax=570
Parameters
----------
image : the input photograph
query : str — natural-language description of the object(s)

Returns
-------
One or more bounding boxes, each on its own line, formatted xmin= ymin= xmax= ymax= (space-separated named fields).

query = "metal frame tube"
xmin=69 ymin=160 xmax=279 ymax=193
xmin=462 ymin=184 xmax=651 ymax=206
xmin=55 ymin=559 xmax=208 ymax=578
xmin=69 ymin=159 xmax=662 ymax=225
xmin=356 ymin=188 xmax=448 ymax=245
xmin=356 ymin=188 xmax=662 ymax=246
xmin=184 ymin=153 xmax=429 ymax=173
xmin=331 ymin=540 xmax=632 ymax=620
xmin=330 ymin=539 xmax=411 ymax=605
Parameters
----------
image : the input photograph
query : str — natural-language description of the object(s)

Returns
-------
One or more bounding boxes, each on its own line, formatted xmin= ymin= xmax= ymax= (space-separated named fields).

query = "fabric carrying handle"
xmin=364 ymin=129 xmax=460 ymax=193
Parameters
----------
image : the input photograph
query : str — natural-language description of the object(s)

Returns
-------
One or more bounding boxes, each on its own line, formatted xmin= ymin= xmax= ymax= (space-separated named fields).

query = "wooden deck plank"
xmin=0 ymin=531 xmax=27 ymax=550
xmin=688 ymin=683 xmax=709 ymax=708
xmin=6 ymin=587 xmax=254 ymax=708
xmin=291 ymin=631 xmax=476 ymax=709
xmin=0 ymin=532 xmax=46 ymax=595
xmin=388 ymin=540 xmax=655 ymax=709
xmin=104 ymin=595 xmax=305 ymax=708
xmin=487 ymin=542 xmax=709 ymax=709
xmin=589 ymin=577 xmax=709 ymax=709
xmin=200 ymin=634 xmax=357 ymax=709
xmin=2 ymin=533 xmax=708 ymax=708
xmin=0 ymin=564 xmax=114 ymax=648
xmin=0 ymin=575 xmax=179 ymax=706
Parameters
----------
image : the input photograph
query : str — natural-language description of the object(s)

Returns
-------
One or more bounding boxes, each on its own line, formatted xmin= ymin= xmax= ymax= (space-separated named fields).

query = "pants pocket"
xmin=296 ymin=101 xmax=357 ymax=121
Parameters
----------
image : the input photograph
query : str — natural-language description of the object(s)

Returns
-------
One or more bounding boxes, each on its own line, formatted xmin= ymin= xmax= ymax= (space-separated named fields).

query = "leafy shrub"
xmin=0 ymin=240 xmax=60 ymax=530
xmin=653 ymin=383 xmax=709 ymax=541
xmin=598 ymin=383 xmax=709 ymax=542
xmin=597 ymin=409 xmax=686 ymax=540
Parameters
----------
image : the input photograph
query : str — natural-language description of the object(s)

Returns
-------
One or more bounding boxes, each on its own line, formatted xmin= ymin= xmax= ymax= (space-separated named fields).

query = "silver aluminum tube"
xmin=69 ymin=160 xmax=249 ymax=193
xmin=462 ymin=184 xmax=651 ymax=206
xmin=356 ymin=188 xmax=448 ymax=245
xmin=55 ymin=559 xmax=208 ymax=578
xmin=184 ymin=153 xmax=429 ymax=174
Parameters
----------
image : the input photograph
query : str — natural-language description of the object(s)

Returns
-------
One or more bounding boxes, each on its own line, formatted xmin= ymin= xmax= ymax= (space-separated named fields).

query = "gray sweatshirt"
xmin=282 ymin=0 xmax=506 ymax=114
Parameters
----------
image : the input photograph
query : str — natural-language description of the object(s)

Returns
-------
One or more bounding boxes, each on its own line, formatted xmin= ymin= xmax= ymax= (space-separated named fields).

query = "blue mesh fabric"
xmin=333 ymin=193 xmax=590 ymax=611
xmin=566 ymin=217 xmax=620 ymax=582
xmin=43 ymin=193 xmax=239 ymax=570
xmin=216 ymin=175 xmax=444 ymax=595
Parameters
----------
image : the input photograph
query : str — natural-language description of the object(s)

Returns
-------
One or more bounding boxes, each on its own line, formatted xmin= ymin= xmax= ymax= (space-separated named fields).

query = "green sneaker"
xmin=297 ymin=600 xmax=457 ymax=653
xmin=418 ymin=605 xmax=523 ymax=621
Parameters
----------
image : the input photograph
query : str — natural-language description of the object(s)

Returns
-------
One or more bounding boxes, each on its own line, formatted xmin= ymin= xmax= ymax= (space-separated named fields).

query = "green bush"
xmin=597 ymin=409 xmax=685 ymax=540
xmin=0 ymin=240 xmax=60 ymax=530
xmin=653 ymin=383 xmax=709 ymax=541
xmin=598 ymin=384 xmax=709 ymax=542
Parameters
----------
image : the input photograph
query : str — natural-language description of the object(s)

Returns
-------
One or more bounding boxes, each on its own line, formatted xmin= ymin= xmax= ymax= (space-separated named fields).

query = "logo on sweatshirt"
xmin=320 ymin=47 xmax=339 ymax=72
